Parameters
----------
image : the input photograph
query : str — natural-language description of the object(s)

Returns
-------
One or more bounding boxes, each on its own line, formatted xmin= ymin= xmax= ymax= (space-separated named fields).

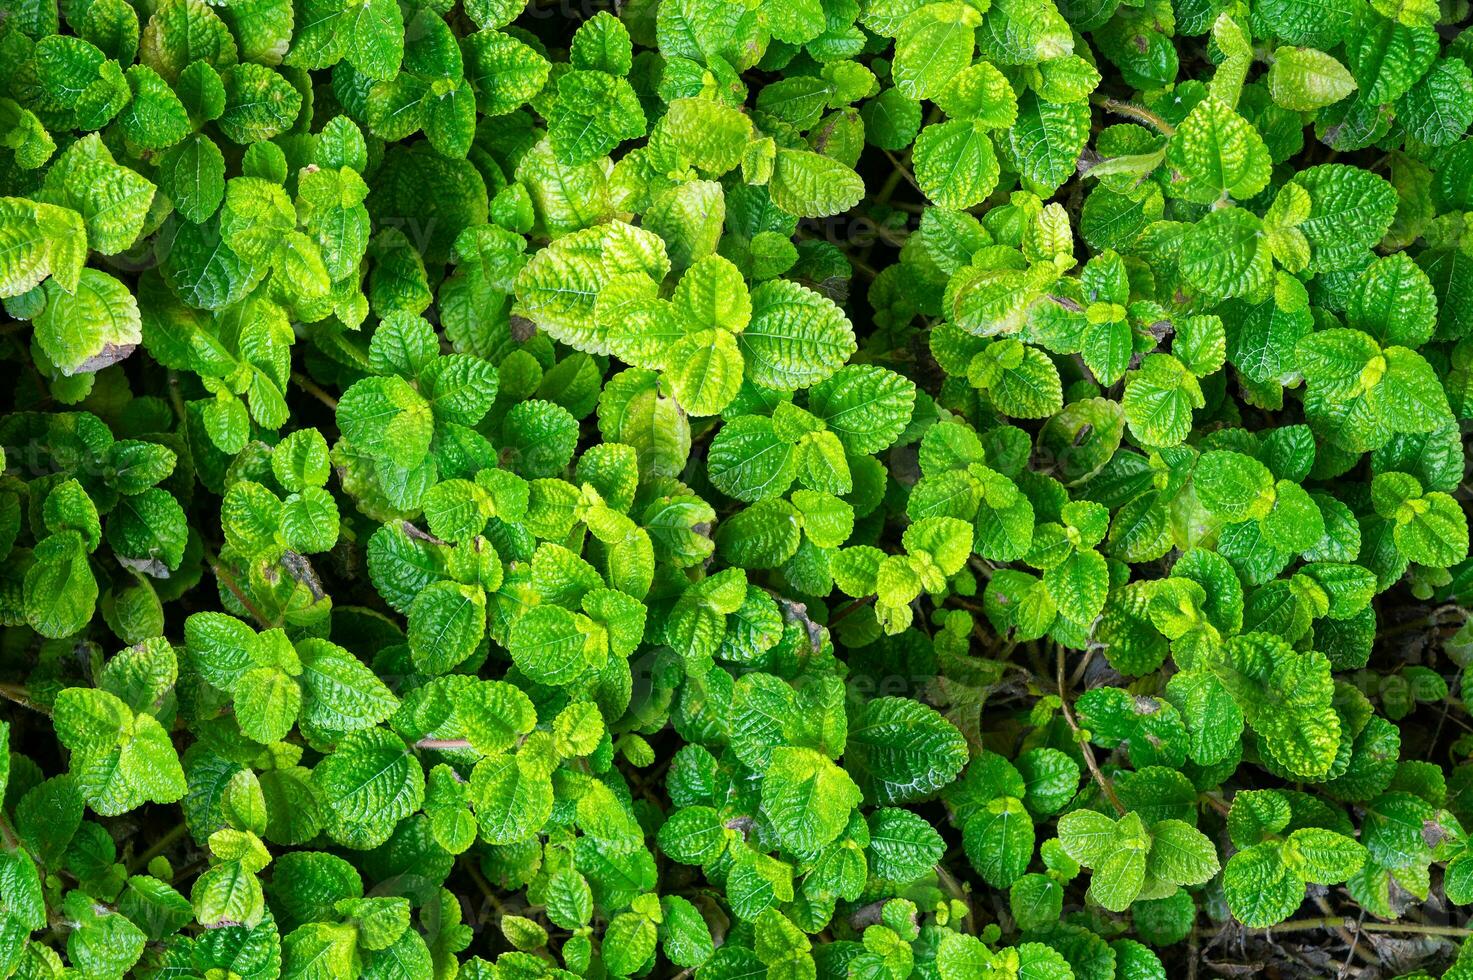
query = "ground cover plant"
xmin=1 ymin=0 xmax=1473 ymax=976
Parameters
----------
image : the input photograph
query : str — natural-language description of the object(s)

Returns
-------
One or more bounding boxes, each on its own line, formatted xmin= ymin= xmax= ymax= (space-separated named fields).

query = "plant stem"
xmin=415 ymin=738 xmax=474 ymax=751
xmin=1376 ymin=606 xmax=1466 ymax=640
xmin=166 ymin=370 xmax=190 ymax=426
xmin=460 ymin=856 xmax=510 ymax=920
xmin=1200 ymin=791 xmax=1231 ymax=816
xmin=1313 ymin=895 xmax=1379 ymax=969
xmin=129 ymin=823 xmax=189 ymax=874
xmin=0 ymin=810 xmax=20 ymax=849
xmin=0 ymin=682 xmax=49 ymax=715
xmin=1055 ymin=645 xmax=1125 ymax=815
xmin=1092 ymin=97 xmax=1176 ymax=135
xmin=291 ymin=372 xmax=339 ymax=411
xmin=1265 ymin=917 xmax=1473 ymax=938
xmin=829 ymin=595 xmax=876 ymax=627
xmin=204 ymin=550 xmax=273 ymax=630
xmin=880 ymin=149 xmax=922 ymax=194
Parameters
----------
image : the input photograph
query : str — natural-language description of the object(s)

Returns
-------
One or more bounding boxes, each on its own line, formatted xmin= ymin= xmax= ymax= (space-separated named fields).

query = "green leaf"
xmin=1267 ymin=47 xmax=1358 ymax=110
xmin=508 ymin=605 xmax=602 ymax=686
xmin=1282 ymin=828 xmax=1366 ymax=883
xmin=1005 ymin=92 xmax=1091 ymax=195
xmin=846 ymin=697 xmax=969 ymax=805
xmin=157 ymin=134 xmax=226 ymax=224
xmin=38 ymin=134 xmax=155 ymax=255
xmin=312 ymin=728 xmax=425 ymax=848
xmin=217 ymin=63 xmax=302 ymax=144
xmin=298 ymin=639 xmax=400 ymax=735
xmin=347 ymin=0 xmax=403 ymax=79
xmin=515 ymin=221 xmax=670 ymax=353
xmin=63 ymin=889 xmax=147 ymax=978
xmin=0 ymin=197 xmax=87 ymax=298
xmin=767 ymin=149 xmax=865 ymax=219
xmin=962 ymin=795 xmax=1035 ymax=888
xmin=1147 ymin=819 xmax=1220 ymax=886
xmin=1222 ymin=843 xmax=1303 ymax=927
xmin=740 ymin=278 xmax=857 ymax=390
xmin=453 ymin=681 xmax=534 ymax=756
xmin=469 ymin=753 xmax=552 ymax=845
xmin=548 ymin=70 xmax=645 ymax=165
xmin=235 ymin=665 xmax=301 ymax=743
xmin=978 ymin=0 xmax=1074 ymax=64
xmin=914 ymin=120 xmax=1000 ymax=210
xmin=1347 ymin=253 xmax=1438 ymax=348
xmin=1398 ymin=57 xmax=1473 ymax=146
xmin=1043 ymin=548 xmax=1109 ymax=623
xmin=33 ymin=268 xmax=142 ymax=376
xmin=1289 ymin=164 xmax=1397 ymax=272
xmin=120 ymin=64 xmax=192 ymax=149
xmin=663 ymin=97 xmax=755 ymax=175
xmin=1208 ymin=634 xmax=1341 ymax=779
xmin=760 ymin=746 xmax=862 ymax=855
xmin=107 ymin=486 xmax=188 ymax=573
xmin=866 ymin=807 xmax=946 ymax=883
xmin=337 ymin=375 xmax=434 ymax=463
xmin=1180 ymin=207 xmax=1273 ymax=300
xmin=892 ymin=2 xmax=981 ymax=100
xmin=1057 ymin=809 xmax=1151 ymax=912
xmin=1194 ymin=451 xmax=1275 ymax=522
xmin=668 ymin=329 xmax=743 ymax=416
xmin=1392 ymin=490 xmax=1470 ymax=567
xmin=463 ymin=29 xmax=550 ymax=116
xmin=657 ymin=805 xmax=727 ymax=865
xmin=1122 ymin=354 xmax=1203 ymax=447
xmin=972 ymin=340 xmax=1063 ymax=419
xmin=1165 ymin=97 xmax=1272 ymax=203
xmin=604 ymin=909 xmax=658 ymax=977
xmin=1010 ymin=874 xmax=1065 ymax=931
xmin=24 ymin=531 xmax=99 ymax=639
xmin=408 ymin=581 xmax=487 ymax=675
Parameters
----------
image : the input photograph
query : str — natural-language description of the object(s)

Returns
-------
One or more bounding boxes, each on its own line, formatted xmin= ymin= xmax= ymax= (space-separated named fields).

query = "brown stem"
xmin=1376 ymin=605 xmax=1465 ymax=640
xmin=829 ymin=594 xmax=876 ymax=627
xmin=1068 ymin=646 xmax=1096 ymax=689
xmin=881 ymin=149 xmax=922 ymax=194
xmin=166 ymin=370 xmax=189 ymax=426
xmin=1338 ymin=908 xmax=1369 ymax=980
xmin=1055 ymin=645 xmax=1125 ymax=815
xmin=1263 ymin=917 xmax=1473 ymax=938
xmin=1201 ymin=791 xmax=1231 ymax=816
xmin=0 ymin=810 xmax=20 ymax=849
xmin=206 ymin=551 xmax=273 ymax=630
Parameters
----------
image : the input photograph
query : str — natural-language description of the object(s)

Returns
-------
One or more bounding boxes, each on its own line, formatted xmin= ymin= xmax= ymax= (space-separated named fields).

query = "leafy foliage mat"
xmin=1 ymin=0 xmax=1473 ymax=976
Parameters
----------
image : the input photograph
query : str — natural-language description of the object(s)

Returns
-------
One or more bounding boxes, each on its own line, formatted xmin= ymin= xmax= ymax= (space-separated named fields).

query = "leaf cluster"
xmin=1 ymin=0 xmax=1473 ymax=976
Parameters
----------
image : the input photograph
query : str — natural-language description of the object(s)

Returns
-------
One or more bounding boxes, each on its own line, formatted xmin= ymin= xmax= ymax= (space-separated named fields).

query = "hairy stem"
xmin=0 ymin=682 xmax=50 ymax=716
xmin=415 ymin=738 xmax=474 ymax=750
xmin=291 ymin=372 xmax=340 ymax=411
xmin=1092 ymin=97 xmax=1177 ymax=136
